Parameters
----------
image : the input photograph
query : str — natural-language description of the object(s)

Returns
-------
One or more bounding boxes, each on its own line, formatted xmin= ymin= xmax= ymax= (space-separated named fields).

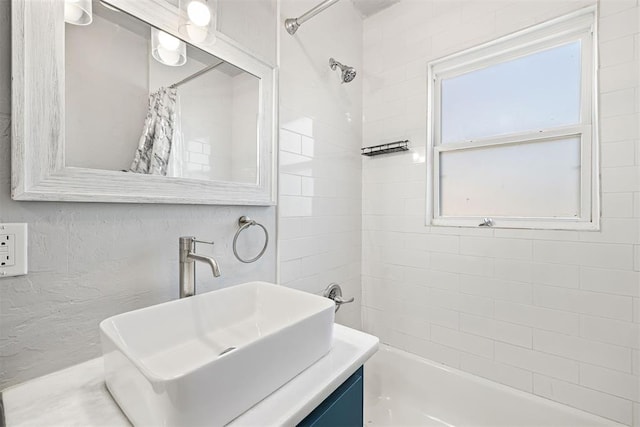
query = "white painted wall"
xmin=278 ymin=0 xmax=363 ymax=329
xmin=0 ymin=0 xmax=277 ymax=389
xmin=361 ymin=0 xmax=640 ymax=425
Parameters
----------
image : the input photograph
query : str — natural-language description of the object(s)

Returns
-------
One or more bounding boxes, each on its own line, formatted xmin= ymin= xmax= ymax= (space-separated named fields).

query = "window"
xmin=427 ymin=7 xmax=598 ymax=230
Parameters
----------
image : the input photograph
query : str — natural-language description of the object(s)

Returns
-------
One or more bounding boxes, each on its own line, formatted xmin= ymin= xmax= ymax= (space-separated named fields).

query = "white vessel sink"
xmin=100 ymin=281 xmax=335 ymax=426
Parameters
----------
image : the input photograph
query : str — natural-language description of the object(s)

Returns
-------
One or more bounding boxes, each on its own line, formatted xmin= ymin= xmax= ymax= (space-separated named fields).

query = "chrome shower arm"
xmin=285 ymin=0 xmax=341 ymax=35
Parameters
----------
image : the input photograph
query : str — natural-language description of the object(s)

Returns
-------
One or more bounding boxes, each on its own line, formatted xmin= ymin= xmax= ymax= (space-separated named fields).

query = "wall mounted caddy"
xmin=361 ymin=140 xmax=409 ymax=157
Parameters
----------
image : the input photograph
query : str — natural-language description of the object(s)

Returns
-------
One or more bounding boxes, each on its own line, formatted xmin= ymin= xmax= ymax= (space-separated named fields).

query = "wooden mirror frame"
xmin=12 ymin=0 xmax=277 ymax=205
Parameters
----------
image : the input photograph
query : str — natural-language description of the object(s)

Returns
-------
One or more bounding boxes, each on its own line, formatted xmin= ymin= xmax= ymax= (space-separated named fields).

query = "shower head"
xmin=329 ymin=58 xmax=357 ymax=83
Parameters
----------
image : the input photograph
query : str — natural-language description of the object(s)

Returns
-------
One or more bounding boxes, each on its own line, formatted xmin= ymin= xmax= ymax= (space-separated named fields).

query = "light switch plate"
xmin=0 ymin=223 xmax=28 ymax=277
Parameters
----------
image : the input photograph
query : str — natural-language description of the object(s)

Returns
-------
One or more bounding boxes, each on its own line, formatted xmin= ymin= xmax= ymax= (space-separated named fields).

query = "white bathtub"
xmin=365 ymin=344 xmax=624 ymax=427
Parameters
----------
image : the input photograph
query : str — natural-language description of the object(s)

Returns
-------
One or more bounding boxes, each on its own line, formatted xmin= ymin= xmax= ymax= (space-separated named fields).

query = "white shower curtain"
xmin=166 ymin=92 xmax=183 ymax=178
xmin=129 ymin=87 xmax=178 ymax=176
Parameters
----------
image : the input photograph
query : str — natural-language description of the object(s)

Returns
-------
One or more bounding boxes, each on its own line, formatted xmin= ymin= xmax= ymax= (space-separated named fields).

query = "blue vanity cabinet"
xmin=297 ymin=366 xmax=364 ymax=427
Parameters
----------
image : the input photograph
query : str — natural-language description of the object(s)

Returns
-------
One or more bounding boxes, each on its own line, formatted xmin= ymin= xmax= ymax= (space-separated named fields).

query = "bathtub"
xmin=365 ymin=344 xmax=624 ymax=427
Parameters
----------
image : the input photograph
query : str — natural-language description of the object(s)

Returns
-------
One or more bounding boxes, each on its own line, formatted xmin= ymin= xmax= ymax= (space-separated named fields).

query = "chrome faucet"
xmin=179 ymin=236 xmax=221 ymax=298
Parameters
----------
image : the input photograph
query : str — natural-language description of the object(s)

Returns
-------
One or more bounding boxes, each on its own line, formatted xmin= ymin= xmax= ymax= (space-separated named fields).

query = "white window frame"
xmin=426 ymin=6 xmax=599 ymax=231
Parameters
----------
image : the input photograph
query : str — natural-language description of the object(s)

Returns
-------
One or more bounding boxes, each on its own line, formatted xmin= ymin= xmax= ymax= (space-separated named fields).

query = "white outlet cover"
xmin=0 ymin=223 xmax=28 ymax=277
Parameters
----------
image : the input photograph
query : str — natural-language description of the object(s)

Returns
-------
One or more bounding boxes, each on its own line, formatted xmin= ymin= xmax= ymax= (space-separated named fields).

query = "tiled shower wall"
xmin=278 ymin=0 xmax=363 ymax=328
xmin=361 ymin=0 xmax=640 ymax=425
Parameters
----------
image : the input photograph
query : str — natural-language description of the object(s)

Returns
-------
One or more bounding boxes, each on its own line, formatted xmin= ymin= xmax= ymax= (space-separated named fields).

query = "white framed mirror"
xmin=11 ymin=0 xmax=276 ymax=205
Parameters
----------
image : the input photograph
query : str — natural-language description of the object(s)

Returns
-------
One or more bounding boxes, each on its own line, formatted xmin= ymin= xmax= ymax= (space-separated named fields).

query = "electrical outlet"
xmin=0 ymin=224 xmax=27 ymax=277
xmin=0 ymin=234 xmax=16 ymax=267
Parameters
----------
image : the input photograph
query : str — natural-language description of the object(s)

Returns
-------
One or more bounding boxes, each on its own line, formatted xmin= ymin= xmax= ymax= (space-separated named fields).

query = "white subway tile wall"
xmin=362 ymin=0 xmax=640 ymax=425
xmin=278 ymin=0 xmax=363 ymax=328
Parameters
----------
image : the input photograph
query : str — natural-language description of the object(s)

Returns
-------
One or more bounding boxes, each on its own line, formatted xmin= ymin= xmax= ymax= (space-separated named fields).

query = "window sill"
xmin=431 ymin=217 xmax=600 ymax=231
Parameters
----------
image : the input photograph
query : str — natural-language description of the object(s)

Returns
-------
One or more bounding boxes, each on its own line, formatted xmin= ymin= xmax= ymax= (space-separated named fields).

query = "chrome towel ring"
xmin=232 ymin=216 xmax=269 ymax=263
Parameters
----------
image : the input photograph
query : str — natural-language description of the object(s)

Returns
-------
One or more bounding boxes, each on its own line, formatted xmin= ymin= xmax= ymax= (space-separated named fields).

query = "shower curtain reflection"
xmin=129 ymin=86 xmax=178 ymax=176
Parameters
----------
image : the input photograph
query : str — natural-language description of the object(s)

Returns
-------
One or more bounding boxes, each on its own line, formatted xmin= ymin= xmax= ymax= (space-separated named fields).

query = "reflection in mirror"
xmin=64 ymin=1 xmax=259 ymax=184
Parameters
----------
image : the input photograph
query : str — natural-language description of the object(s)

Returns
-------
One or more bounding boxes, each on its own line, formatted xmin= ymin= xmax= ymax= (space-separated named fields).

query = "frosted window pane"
xmin=441 ymin=42 xmax=581 ymax=144
xmin=439 ymin=137 xmax=581 ymax=218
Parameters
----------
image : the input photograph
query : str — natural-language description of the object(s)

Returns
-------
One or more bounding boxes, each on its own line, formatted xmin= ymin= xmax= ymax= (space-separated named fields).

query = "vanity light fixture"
xmin=179 ymin=0 xmax=216 ymax=44
xmin=151 ymin=28 xmax=187 ymax=66
xmin=64 ymin=0 xmax=92 ymax=25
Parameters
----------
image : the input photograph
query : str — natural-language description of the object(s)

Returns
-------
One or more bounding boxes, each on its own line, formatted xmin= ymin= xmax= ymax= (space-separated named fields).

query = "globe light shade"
xmin=179 ymin=0 xmax=216 ymax=45
xmin=151 ymin=28 xmax=187 ymax=67
xmin=64 ymin=0 xmax=92 ymax=25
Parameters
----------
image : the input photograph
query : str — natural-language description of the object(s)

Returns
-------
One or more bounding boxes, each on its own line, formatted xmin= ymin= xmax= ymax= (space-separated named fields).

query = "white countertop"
xmin=2 ymin=324 xmax=378 ymax=427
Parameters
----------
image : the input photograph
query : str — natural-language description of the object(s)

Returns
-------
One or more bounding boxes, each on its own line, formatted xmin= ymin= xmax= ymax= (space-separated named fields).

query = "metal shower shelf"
xmin=361 ymin=140 xmax=409 ymax=157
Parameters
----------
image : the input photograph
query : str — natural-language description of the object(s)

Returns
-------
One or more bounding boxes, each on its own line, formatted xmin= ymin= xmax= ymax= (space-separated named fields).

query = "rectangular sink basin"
xmin=100 ymin=281 xmax=335 ymax=426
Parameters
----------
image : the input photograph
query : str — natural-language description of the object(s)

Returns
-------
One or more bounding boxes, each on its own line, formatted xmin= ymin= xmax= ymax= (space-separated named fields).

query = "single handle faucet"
xmin=179 ymin=236 xmax=221 ymax=298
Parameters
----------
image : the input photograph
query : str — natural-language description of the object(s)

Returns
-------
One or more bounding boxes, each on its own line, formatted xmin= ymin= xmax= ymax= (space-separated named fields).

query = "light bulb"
xmin=65 ymin=3 xmax=83 ymax=23
xmin=157 ymin=31 xmax=181 ymax=51
xmin=186 ymin=24 xmax=208 ymax=43
xmin=151 ymin=28 xmax=186 ymax=66
xmin=157 ymin=46 xmax=181 ymax=66
xmin=187 ymin=1 xmax=211 ymax=27
xmin=64 ymin=0 xmax=92 ymax=25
